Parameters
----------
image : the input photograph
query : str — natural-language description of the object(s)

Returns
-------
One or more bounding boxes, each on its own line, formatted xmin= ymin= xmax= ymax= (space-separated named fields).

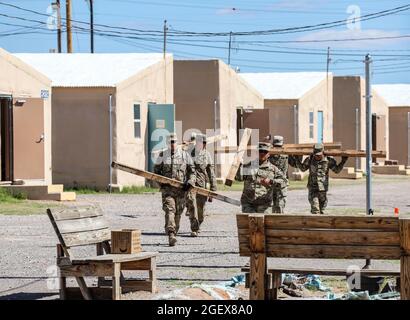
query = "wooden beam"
xmin=225 ymin=128 xmax=252 ymax=186
xmin=268 ymin=148 xmax=387 ymax=158
xmin=112 ymin=162 xmax=240 ymax=207
xmin=216 ymin=142 xmax=342 ymax=153
xmin=399 ymin=217 xmax=410 ymax=300
xmin=248 ymin=214 xmax=266 ymax=300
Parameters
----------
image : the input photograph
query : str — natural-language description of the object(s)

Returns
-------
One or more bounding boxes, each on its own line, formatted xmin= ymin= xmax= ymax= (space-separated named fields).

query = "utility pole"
xmin=53 ymin=0 xmax=62 ymax=53
xmin=326 ymin=47 xmax=331 ymax=74
xmin=163 ymin=20 xmax=167 ymax=59
xmin=66 ymin=0 xmax=73 ymax=53
xmin=364 ymin=53 xmax=373 ymax=269
xmin=228 ymin=31 xmax=232 ymax=65
xmin=89 ymin=0 xmax=94 ymax=53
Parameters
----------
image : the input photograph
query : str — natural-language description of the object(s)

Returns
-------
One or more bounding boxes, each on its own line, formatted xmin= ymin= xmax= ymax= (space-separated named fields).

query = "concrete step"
xmin=330 ymin=167 xmax=363 ymax=179
xmin=1 ymin=185 xmax=76 ymax=201
xmin=372 ymin=165 xmax=410 ymax=175
xmin=43 ymin=192 xmax=76 ymax=201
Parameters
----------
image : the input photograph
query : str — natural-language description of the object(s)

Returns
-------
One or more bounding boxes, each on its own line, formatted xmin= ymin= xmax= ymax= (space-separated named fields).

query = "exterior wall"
xmin=264 ymin=99 xmax=298 ymax=144
xmin=174 ymin=60 xmax=218 ymax=137
xmin=0 ymin=48 xmax=52 ymax=184
xmin=218 ymin=61 xmax=264 ymax=179
xmin=173 ymin=59 xmax=264 ymax=179
xmin=371 ymin=86 xmax=389 ymax=162
xmin=389 ymin=107 xmax=410 ymax=166
xmin=299 ymin=76 xmax=333 ymax=144
xmin=116 ymin=58 xmax=173 ymax=187
xmin=333 ymin=76 xmax=389 ymax=171
xmin=51 ymin=87 xmax=115 ymax=189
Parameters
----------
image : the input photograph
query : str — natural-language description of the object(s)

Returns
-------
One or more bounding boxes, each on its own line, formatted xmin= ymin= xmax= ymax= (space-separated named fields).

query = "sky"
xmin=0 ymin=0 xmax=409 ymax=84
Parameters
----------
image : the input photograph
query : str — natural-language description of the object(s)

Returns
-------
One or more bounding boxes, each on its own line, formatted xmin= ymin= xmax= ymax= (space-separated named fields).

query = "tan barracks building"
xmin=174 ymin=59 xmax=264 ymax=180
xmin=16 ymin=53 xmax=173 ymax=189
xmin=0 ymin=48 xmax=52 ymax=185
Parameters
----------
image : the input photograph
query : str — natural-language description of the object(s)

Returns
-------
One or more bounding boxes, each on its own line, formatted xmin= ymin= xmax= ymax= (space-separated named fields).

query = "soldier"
xmin=154 ymin=133 xmax=196 ymax=246
xmin=239 ymin=142 xmax=286 ymax=213
xmin=295 ymin=143 xmax=348 ymax=215
xmin=269 ymin=135 xmax=289 ymax=213
xmin=187 ymin=134 xmax=217 ymax=236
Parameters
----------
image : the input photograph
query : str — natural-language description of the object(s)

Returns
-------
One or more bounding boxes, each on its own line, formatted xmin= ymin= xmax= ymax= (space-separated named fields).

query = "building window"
xmin=309 ymin=111 xmax=314 ymax=139
xmin=133 ymin=104 xmax=141 ymax=138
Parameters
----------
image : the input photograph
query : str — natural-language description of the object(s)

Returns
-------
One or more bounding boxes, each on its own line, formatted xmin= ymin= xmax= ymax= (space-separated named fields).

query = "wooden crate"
xmin=111 ymin=229 xmax=142 ymax=254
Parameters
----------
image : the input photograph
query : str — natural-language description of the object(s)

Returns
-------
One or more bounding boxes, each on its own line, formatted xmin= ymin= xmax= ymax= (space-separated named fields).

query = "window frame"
xmin=133 ymin=103 xmax=141 ymax=139
xmin=309 ymin=111 xmax=314 ymax=139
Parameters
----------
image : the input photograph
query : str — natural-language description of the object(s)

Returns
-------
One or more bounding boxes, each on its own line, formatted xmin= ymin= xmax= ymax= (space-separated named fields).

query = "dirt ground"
xmin=0 ymin=175 xmax=409 ymax=300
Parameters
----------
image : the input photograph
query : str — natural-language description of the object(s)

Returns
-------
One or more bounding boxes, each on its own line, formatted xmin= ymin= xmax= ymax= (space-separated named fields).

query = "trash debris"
xmin=330 ymin=290 xmax=400 ymax=300
xmin=303 ymin=275 xmax=331 ymax=292
xmin=155 ymin=275 xmax=247 ymax=300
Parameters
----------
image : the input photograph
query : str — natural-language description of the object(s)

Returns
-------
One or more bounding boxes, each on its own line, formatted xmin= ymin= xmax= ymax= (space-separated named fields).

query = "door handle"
xmin=36 ymin=134 xmax=44 ymax=143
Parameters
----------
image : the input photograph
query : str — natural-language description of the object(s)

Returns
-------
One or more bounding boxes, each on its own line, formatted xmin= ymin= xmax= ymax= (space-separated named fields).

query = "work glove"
xmin=342 ymin=156 xmax=348 ymax=163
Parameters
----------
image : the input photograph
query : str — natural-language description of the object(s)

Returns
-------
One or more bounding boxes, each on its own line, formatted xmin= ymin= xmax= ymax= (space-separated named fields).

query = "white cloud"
xmin=295 ymin=29 xmax=406 ymax=49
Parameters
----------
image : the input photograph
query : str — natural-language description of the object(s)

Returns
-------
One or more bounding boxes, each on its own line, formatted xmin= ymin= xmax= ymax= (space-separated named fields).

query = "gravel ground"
xmin=0 ymin=175 xmax=409 ymax=300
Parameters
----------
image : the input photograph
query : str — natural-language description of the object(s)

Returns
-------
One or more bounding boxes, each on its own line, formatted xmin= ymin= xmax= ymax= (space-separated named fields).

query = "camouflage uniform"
xmin=239 ymin=142 xmax=286 ymax=213
xmin=154 ymin=146 xmax=196 ymax=235
xmin=269 ymin=154 xmax=289 ymax=213
xmin=189 ymin=144 xmax=217 ymax=231
xmin=296 ymin=145 xmax=347 ymax=214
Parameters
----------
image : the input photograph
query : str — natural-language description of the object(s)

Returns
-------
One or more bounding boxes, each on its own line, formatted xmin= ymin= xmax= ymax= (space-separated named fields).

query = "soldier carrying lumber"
xmin=238 ymin=142 xmax=286 ymax=213
xmin=187 ymin=134 xmax=217 ymax=236
xmin=294 ymin=143 xmax=348 ymax=215
xmin=154 ymin=133 xmax=196 ymax=246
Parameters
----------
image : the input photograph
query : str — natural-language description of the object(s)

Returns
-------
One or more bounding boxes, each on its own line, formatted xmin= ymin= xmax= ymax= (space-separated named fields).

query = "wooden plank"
xmin=265 ymin=244 xmax=401 ymax=259
xmin=122 ymin=258 xmax=153 ymax=270
xmin=225 ymin=128 xmax=252 ymax=186
xmin=241 ymin=267 xmax=400 ymax=276
xmin=112 ymin=263 xmax=121 ymax=300
xmin=264 ymin=229 xmax=400 ymax=246
xmin=216 ymin=142 xmax=342 ymax=153
xmin=112 ymin=161 xmax=240 ymax=206
xmin=57 ymin=216 xmax=109 ymax=234
xmin=75 ymin=277 xmax=92 ymax=300
xmin=249 ymin=215 xmax=266 ymax=300
xmin=62 ymin=228 xmax=111 ymax=247
xmin=71 ymin=252 xmax=157 ymax=264
xmin=60 ymin=263 xmax=114 ymax=277
xmin=399 ymin=217 xmax=410 ymax=300
xmin=264 ymin=214 xmax=399 ymax=231
xmin=101 ymin=279 xmax=154 ymax=292
xmin=268 ymin=148 xmax=386 ymax=158
xmin=52 ymin=206 xmax=103 ymax=221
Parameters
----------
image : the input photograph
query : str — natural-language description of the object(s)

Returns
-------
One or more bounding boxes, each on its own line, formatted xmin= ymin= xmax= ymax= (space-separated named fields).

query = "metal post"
xmin=364 ymin=54 xmax=373 ymax=269
xmin=109 ymin=94 xmax=113 ymax=193
xmin=355 ymin=107 xmax=360 ymax=171
xmin=408 ymin=112 xmax=410 ymax=167
xmin=89 ymin=0 xmax=94 ymax=53
xmin=293 ymin=104 xmax=298 ymax=144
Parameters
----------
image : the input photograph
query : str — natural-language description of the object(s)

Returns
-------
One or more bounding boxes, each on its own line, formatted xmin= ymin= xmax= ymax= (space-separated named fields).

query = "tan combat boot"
xmin=168 ymin=232 xmax=177 ymax=246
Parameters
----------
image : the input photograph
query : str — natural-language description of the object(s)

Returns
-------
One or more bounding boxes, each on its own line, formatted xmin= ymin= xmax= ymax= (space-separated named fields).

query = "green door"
xmin=147 ymin=103 xmax=175 ymax=172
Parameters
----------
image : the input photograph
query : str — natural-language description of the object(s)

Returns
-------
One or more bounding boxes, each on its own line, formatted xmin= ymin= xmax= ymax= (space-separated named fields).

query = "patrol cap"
xmin=258 ymin=142 xmax=271 ymax=153
xmin=313 ymin=143 xmax=324 ymax=155
xmin=272 ymin=135 xmax=284 ymax=147
xmin=167 ymin=132 xmax=178 ymax=143
xmin=196 ymin=134 xmax=207 ymax=144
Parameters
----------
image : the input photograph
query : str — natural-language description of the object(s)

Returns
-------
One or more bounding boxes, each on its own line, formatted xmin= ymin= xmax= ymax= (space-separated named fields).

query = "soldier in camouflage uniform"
xmin=295 ymin=143 xmax=348 ymax=214
xmin=187 ymin=134 xmax=217 ymax=236
xmin=269 ymin=136 xmax=289 ymax=213
xmin=154 ymin=133 xmax=196 ymax=246
xmin=239 ymin=142 xmax=286 ymax=213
